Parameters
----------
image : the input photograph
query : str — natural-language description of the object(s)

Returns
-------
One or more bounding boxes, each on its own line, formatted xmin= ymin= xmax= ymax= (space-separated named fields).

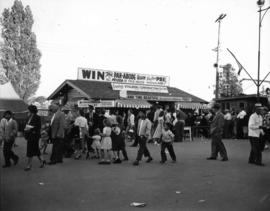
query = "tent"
xmin=0 ymin=81 xmax=28 ymax=117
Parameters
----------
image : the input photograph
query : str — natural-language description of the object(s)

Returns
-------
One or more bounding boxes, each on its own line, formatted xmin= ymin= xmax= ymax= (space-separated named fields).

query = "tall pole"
xmin=215 ymin=21 xmax=221 ymax=99
xmin=214 ymin=14 xmax=226 ymax=99
xmin=257 ymin=5 xmax=262 ymax=102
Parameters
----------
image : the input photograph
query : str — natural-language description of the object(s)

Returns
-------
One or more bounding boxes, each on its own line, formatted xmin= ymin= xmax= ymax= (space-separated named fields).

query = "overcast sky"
xmin=0 ymin=0 xmax=270 ymax=101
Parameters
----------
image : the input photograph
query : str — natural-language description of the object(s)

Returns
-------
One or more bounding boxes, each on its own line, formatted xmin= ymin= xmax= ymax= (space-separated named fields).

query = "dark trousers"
xmin=161 ymin=142 xmax=176 ymax=161
xmin=249 ymin=137 xmax=263 ymax=164
xmin=136 ymin=136 xmax=151 ymax=161
xmin=50 ymin=138 xmax=64 ymax=163
xmin=211 ymin=134 xmax=228 ymax=159
xmin=118 ymin=146 xmax=128 ymax=160
xmin=3 ymin=140 xmax=18 ymax=165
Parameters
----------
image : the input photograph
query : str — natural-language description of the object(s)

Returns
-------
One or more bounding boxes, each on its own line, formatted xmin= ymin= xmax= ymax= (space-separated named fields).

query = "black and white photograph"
xmin=0 ymin=0 xmax=270 ymax=210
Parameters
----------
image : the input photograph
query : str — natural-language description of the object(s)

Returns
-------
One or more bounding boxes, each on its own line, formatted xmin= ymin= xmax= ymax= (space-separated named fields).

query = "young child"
xmin=99 ymin=119 xmax=112 ymax=164
xmin=160 ymin=122 xmax=176 ymax=164
xmin=91 ymin=128 xmax=102 ymax=159
xmin=111 ymin=124 xmax=129 ymax=163
xmin=40 ymin=123 xmax=49 ymax=155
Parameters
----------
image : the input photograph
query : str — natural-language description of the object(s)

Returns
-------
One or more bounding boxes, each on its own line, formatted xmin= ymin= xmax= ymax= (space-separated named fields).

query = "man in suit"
xmin=207 ymin=103 xmax=228 ymax=161
xmin=1 ymin=111 xmax=19 ymax=168
xmin=48 ymin=104 xmax=65 ymax=165
xmin=133 ymin=111 xmax=153 ymax=166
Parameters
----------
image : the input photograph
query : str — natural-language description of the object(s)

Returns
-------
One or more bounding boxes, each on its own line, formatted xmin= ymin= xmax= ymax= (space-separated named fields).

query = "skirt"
xmin=101 ymin=137 xmax=112 ymax=150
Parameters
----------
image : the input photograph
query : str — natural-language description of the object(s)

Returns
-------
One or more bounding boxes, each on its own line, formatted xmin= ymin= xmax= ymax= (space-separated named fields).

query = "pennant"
xmin=227 ymin=48 xmax=243 ymax=75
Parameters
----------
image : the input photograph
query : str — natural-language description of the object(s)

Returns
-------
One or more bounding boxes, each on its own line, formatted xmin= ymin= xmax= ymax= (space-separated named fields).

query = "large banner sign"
xmin=111 ymin=83 xmax=168 ymax=93
xmin=77 ymin=68 xmax=170 ymax=86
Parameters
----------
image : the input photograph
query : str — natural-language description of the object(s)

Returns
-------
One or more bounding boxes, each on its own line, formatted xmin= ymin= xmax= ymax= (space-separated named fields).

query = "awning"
xmin=116 ymin=99 xmax=151 ymax=109
xmin=176 ymin=102 xmax=208 ymax=110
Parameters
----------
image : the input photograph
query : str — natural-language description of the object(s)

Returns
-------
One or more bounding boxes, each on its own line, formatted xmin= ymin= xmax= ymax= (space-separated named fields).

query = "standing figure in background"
xmin=1 ymin=111 xmax=19 ymax=168
xmin=223 ymin=109 xmax=232 ymax=139
xmin=74 ymin=110 xmax=89 ymax=159
xmin=248 ymin=104 xmax=265 ymax=166
xmin=207 ymin=103 xmax=228 ymax=161
xmin=24 ymin=105 xmax=46 ymax=171
xmin=173 ymin=113 xmax=184 ymax=142
xmin=236 ymin=106 xmax=247 ymax=139
xmin=48 ymin=104 xmax=65 ymax=165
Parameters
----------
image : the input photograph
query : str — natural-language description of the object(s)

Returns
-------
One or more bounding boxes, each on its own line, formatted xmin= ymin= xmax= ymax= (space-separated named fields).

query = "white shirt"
xmin=224 ymin=113 xmax=232 ymax=120
xmin=74 ymin=116 xmax=88 ymax=129
xmin=237 ymin=110 xmax=247 ymax=119
xmin=248 ymin=112 xmax=263 ymax=138
xmin=128 ymin=114 xmax=135 ymax=126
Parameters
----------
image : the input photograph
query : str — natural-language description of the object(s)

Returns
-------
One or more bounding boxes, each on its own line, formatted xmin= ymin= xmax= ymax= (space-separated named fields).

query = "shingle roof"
xmin=48 ymin=80 xmax=207 ymax=103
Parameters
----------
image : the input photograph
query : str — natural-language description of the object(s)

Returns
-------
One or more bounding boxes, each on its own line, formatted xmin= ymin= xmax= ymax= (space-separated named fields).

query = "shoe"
xmin=171 ymin=160 xmax=176 ymax=163
xmin=24 ymin=166 xmax=31 ymax=171
xmin=133 ymin=161 xmax=139 ymax=166
xmin=40 ymin=160 xmax=46 ymax=168
xmin=160 ymin=160 xmax=166 ymax=164
xmin=122 ymin=158 xmax=129 ymax=161
xmin=146 ymin=157 xmax=153 ymax=163
xmin=48 ymin=161 xmax=56 ymax=165
xmin=206 ymin=157 xmax=216 ymax=160
xmin=248 ymin=161 xmax=255 ymax=164
xmin=113 ymin=159 xmax=122 ymax=164
xmin=2 ymin=164 xmax=11 ymax=168
xmin=255 ymin=163 xmax=265 ymax=166
xmin=56 ymin=160 xmax=63 ymax=163
xmin=13 ymin=157 xmax=19 ymax=165
xmin=221 ymin=158 xmax=228 ymax=162
xmin=98 ymin=160 xmax=106 ymax=164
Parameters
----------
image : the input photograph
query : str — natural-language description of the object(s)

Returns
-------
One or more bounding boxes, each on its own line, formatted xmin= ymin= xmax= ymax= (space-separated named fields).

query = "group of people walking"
xmin=0 ymin=102 xmax=268 ymax=170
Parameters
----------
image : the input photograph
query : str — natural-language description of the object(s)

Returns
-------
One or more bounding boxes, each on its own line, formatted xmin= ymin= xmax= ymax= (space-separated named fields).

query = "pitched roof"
xmin=48 ymin=80 xmax=207 ymax=103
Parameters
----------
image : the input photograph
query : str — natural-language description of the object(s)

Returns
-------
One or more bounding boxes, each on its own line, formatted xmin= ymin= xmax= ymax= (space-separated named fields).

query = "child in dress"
xmin=40 ymin=123 xmax=49 ymax=155
xmin=160 ymin=122 xmax=176 ymax=164
xmin=99 ymin=119 xmax=112 ymax=164
xmin=91 ymin=128 xmax=102 ymax=159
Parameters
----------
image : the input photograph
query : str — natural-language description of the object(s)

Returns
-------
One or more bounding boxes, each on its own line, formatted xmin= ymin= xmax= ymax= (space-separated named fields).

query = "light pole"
xmin=214 ymin=13 xmax=226 ymax=100
xmin=256 ymin=0 xmax=270 ymax=102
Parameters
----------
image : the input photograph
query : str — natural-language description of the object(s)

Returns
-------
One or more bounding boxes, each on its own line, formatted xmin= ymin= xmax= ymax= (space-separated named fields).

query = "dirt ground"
xmin=1 ymin=137 xmax=270 ymax=211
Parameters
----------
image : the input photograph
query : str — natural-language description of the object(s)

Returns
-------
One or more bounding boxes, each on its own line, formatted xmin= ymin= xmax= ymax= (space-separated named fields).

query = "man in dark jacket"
xmin=207 ymin=103 xmax=228 ymax=161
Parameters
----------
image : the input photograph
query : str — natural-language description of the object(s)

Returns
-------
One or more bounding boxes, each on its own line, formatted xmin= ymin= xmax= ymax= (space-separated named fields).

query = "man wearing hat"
xmin=207 ymin=103 xmax=228 ymax=161
xmin=248 ymin=103 xmax=265 ymax=166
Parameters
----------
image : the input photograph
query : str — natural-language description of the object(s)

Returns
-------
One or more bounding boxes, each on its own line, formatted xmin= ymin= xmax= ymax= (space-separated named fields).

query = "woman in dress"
xmin=152 ymin=111 xmax=165 ymax=144
xmin=24 ymin=105 xmax=45 ymax=171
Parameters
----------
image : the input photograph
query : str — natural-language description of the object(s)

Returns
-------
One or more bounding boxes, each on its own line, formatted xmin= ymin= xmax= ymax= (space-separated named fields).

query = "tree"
xmin=0 ymin=0 xmax=41 ymax=100
xmin=219 ymin=63 xmax=243 ymax=97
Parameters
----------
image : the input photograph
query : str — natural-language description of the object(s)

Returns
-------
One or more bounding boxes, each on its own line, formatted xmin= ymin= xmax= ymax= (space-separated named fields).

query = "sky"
xmin=0 ymin=0 xmax=270 ymax=102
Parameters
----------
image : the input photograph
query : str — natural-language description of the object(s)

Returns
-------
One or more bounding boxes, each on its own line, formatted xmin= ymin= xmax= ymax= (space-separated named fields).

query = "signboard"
xmin=111 ymin=83 xmax=168 ymax=93
xmin=127 ymin=95 xmax=192 ymax=102
xmin=77 ymin=68 xmax=170 ymax=86
xmin=78 ymin=99 xmax=115 ymax=108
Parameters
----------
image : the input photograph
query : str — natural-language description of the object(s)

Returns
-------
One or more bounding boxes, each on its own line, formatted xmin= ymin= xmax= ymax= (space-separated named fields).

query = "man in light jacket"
xmin=1 ymin=111 xmax=19 ymax=168
xmin=248 ymin=103 xmax=265 ymax=166
xmin=133 ymin=111 xmax=153 ymax=166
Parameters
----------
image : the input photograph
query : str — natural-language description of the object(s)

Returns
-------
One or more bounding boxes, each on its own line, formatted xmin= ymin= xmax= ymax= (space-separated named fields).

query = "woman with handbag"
xmin=24 ymin=105 xmax=46 ymax=171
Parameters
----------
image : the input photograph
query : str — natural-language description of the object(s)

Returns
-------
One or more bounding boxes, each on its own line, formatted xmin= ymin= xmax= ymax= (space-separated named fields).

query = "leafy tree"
xmin=219 ymin=63 xmax=243 ymax=97
xmin=0 ymin=0 xmax=41 ymax=100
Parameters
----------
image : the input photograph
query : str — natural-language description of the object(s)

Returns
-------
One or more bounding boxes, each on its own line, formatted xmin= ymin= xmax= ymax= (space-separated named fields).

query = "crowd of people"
xmin=0 ymin=101 xmax=268 ymax=170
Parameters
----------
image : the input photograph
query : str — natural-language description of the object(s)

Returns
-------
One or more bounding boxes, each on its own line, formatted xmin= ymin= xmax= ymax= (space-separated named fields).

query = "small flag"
xmin=227 ymin=48 xmax=243 ymax=75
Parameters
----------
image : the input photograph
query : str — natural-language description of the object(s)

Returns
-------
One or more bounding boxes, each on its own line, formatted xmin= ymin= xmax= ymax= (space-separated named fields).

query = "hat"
xmin=255 ymin=103 xmax=262 ymax=108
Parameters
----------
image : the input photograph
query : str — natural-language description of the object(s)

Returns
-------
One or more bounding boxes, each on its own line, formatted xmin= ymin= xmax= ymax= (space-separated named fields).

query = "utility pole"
xmin=214 ymin=13 xmax=226 ymax=100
